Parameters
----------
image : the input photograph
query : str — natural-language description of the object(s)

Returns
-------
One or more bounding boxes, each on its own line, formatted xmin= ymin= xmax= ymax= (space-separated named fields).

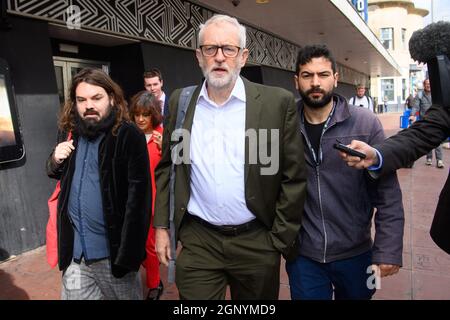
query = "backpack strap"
xmin=167 ymin=85 xmax=196 ymax=283
xmin=174 ymin=86 xmax=196 ymax=130
xmin=366 ymin=96 xmax=374 ymax=110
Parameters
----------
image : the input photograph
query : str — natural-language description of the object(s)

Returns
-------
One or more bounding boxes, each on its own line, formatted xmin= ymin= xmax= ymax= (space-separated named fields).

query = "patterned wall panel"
xmin=7 ymin=0 xmax=369 ymax=82
xmin=7 ymin=0 xmax=298 ymax=70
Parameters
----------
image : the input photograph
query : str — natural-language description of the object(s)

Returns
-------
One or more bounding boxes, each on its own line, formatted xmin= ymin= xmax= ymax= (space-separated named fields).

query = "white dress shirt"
xmin=187 ymin=76 xmax=256 ymax=225
xmin=159 ymin=92 xmax=166 ymax=115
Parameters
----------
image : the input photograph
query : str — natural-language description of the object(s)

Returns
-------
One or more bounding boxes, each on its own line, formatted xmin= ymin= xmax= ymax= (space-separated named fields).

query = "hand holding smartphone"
xmin=333 ymin=139 xmax=366 ymax=159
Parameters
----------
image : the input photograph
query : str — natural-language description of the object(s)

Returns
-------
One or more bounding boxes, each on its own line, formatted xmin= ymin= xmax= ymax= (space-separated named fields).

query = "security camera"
xmin=232 ymin=0 xmax=240 ymax=7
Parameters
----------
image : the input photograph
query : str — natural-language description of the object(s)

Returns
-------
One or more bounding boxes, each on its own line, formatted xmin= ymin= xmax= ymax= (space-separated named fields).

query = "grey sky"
xmin=414 ymin=0 xmax=450 ymax=24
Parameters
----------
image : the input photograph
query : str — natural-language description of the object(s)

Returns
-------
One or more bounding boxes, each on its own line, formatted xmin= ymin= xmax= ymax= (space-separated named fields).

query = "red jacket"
xmin=143 ymin=125 xmax=163 ymax=288
xmin=147 ymin=125 xmax=163 ymax=214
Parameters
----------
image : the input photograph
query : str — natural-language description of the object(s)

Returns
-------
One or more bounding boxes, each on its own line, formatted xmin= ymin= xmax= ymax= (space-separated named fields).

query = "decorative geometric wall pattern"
xmin=7 ymin=0 xmax=368 ymax=82
xmin=6 ymin=0 xmax=298 ymax=70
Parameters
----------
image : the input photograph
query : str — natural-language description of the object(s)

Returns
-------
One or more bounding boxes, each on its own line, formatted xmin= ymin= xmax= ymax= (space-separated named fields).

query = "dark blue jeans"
xmin=286 ymin=251 xmax=376 ymax=300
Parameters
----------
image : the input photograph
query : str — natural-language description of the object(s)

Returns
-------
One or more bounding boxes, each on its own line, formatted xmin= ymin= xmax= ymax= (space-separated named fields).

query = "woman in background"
xmin=130 ymin=91 xmax=164 ymax=300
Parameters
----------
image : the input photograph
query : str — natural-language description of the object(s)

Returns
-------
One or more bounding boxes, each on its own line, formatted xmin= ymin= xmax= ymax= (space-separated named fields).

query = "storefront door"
xmin=53 ymin=57 xmax=110 ymax=106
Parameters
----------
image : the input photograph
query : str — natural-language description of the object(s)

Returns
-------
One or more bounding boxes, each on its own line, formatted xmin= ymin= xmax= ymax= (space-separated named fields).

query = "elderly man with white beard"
xmin=153 ymin=14 xmax=307 ymax=300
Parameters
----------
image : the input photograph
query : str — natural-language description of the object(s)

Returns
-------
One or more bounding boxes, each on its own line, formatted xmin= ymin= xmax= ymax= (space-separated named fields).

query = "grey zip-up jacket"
xmin=297 ymin=94 xmax=404 ymax=266
xmin=412 ymin=91 xmax=432 ymax=117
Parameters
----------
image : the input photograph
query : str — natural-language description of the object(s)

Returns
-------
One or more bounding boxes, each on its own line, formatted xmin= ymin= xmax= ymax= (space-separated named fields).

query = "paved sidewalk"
xmin=1 ymin=112 xmax=450 ymax=300
xmin=371 ymin=113 xmax=450 ymax=300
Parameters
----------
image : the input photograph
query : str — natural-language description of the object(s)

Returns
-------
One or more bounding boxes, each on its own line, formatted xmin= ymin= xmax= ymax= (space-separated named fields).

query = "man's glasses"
xmin=199 ymin=45 xmax=242 ymax=58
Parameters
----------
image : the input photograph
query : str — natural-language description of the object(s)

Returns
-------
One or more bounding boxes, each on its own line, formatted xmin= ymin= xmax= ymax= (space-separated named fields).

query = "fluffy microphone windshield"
xmin=409 ymin=21 xmax=450 ymax=63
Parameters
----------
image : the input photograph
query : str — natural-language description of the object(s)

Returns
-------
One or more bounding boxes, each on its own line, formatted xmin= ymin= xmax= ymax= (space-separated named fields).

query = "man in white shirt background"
xmin=143 ymin=68 xmax=168 ymax=119
xmin=348 ymin=84 xmax=374 ymax=112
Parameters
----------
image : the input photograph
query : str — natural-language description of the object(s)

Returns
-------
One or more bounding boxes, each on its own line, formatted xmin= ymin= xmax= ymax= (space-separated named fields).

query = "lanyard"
xmin=301 ymin=101 xmax=337 ymax=165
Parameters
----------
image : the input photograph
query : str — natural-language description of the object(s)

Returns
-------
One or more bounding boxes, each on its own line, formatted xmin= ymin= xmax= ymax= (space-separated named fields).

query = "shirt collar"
xmin=159 ymin=92 xmax=166 ymax=102
xmin=198 ymin=76 xmax=246 ymax=106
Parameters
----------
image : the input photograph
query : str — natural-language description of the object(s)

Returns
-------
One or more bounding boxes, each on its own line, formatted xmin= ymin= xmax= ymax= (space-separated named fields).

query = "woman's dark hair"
xmin=129 ymin=90 xmax=163 ymax=129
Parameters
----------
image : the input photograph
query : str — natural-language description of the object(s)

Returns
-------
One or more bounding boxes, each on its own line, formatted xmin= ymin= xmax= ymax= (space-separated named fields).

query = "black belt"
xmin=187 ymin=213 xmax=262 ymax=236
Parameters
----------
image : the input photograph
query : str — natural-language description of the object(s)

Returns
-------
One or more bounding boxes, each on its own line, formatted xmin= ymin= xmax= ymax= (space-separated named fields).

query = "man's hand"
xmin=372 ymin=264 xmax=400 ymax=278
xmin=408 ymin=115 xmax=416 ymax=123
xmin=155 ymin=228 xmax=171 ymax=267
xmin=339 ymin=140 xmax=378 ymax=169
xmin=53 ymin=140 xmax=75 ymax=164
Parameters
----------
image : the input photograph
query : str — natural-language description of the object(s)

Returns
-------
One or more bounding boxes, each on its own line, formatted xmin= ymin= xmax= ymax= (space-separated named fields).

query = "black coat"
xmin=46 ymin=122 xmax=151 ymax=277
xmin=375 ymin=104 xmax=450 ymax=254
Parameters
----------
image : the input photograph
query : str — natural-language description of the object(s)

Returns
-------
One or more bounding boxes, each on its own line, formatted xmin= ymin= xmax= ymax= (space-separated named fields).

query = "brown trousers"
xmin=175 ymin=216 xmax=281 ymax=300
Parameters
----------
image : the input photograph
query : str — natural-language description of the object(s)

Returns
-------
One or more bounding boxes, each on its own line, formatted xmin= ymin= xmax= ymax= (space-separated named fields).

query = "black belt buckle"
xmin=220 ymin=225 xmax=241 ymax=236
xmin=218 ymin=221 xmax=255 ymax=236
xmin=188 ymin=213 xmax=258 ymax=236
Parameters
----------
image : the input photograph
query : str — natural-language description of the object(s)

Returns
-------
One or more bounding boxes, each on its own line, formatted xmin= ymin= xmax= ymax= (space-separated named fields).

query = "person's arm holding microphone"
xmin=339 ymin=22 xmax=450 ymax=256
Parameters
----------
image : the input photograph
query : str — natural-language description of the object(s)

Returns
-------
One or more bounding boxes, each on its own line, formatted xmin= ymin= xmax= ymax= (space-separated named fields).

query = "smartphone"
xmin=0 ymin=58 xmax=25 ymax=165
xmin=333 ymin=140 xmax=366 ymax=159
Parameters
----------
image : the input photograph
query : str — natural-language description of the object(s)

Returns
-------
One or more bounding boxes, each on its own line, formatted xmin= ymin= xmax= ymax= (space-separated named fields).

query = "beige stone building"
xmin=368 ymin=0 xmax=428 ymax=111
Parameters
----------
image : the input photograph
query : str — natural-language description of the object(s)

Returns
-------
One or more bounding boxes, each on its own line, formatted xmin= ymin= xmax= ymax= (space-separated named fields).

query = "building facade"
xmin=368 ymin=0 xmax=428 ymax=111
